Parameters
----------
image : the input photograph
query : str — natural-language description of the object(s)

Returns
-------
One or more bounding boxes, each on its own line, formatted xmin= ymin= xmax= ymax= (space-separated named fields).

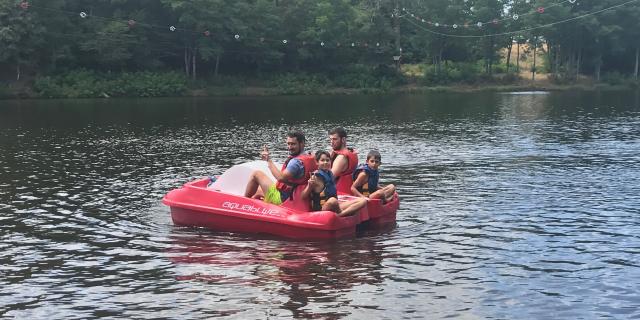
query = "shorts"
xmin=264 ymin=185 xmax=283 ymax=205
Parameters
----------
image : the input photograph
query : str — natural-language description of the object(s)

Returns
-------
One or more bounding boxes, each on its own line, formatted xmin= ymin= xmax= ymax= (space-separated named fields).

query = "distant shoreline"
xmin=191 ymin=83 xmax=633 ymax=97
xmin=1 ymin=76 xmax=637 ymax=100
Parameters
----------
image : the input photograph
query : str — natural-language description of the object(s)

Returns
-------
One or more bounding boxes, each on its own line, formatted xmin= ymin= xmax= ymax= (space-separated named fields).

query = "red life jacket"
xmin=331 ymin=148 xmax=358 ymax=193
xmin=275 ymin=152 xmax=317 ymax=199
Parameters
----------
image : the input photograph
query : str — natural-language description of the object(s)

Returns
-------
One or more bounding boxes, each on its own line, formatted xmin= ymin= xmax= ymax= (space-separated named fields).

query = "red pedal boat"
xmin=162 ymin=161 xmax=399 ymax=240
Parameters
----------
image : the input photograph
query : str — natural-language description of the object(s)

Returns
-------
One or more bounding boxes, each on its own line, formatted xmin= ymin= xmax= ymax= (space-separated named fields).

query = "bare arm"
xmin=301 ymin=178 xmax=313 ymax=201
xmin=331 ymin=154 xmax=348 ymax=177
xmin=301 ymin=175 xmax=323 ymax=200
xmin=266 ymin=159 xmax=295 ymax=182
xmin=261 ymin=145 xmax=295 ymax=183
xmin=350 ymin=171 xmax=368 ymax=198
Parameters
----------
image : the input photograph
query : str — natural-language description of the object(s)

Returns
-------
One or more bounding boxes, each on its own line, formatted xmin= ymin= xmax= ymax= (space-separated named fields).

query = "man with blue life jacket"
xmin=328 ymin=127 xmax=359 ymax=193
xmin=244 ymin=130 xmax=316 ymax=205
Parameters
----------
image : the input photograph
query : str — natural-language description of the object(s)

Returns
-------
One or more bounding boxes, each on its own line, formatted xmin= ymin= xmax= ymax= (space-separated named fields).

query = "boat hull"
xmin=169 ymin=206 xmax=356 ymax=240
xmin=162 ymin=161 xmax=399 ymax=240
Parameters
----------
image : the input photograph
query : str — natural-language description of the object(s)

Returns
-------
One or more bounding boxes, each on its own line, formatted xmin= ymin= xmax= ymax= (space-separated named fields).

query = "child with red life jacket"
xmin=351 ymin=150 xmax=396 ymax=203
xmin=302 ymin=150 xmax=366 ymax=217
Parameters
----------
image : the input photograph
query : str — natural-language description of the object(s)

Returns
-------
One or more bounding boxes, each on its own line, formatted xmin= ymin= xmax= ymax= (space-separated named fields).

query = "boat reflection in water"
xmin=168 ymin=230 xmax=391 ymax=318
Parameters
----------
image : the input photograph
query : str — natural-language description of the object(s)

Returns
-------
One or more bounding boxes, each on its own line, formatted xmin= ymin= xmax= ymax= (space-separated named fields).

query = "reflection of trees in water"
xmin=168 ymin=232 xmax=387 ymax=319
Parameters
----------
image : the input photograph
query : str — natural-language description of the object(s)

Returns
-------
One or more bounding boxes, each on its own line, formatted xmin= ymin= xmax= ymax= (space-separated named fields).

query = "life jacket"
xmin=310 ymin=170 xmax=337 ymax=211
xmin=352 ymin=163 xmax=379 ymax=196
xmin=331 ymin=147 xmax=358 ymax=193
xmin=275 ymin=152 xmax=317 ymax=200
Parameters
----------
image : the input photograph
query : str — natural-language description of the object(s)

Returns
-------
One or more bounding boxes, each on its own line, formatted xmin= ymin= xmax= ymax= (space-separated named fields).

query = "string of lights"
xmin=41 ymin=30 xmax=303 ymax=57
xmin=401 ymin=0 xmax=640 ymax=38
xmin=21 ymin=2 xmax=390 ymax=49
xmin=398 ymin=0 xmax=576 ymax=29
xmin=15 ymin=0 xmax=640 ymax=51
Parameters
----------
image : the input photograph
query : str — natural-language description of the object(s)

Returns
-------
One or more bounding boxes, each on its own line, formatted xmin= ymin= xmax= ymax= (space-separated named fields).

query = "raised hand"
xmin=260 ymin=144 xmax=270 ymax=161
xmin=307 ymin=173 xmax=317 ymax=185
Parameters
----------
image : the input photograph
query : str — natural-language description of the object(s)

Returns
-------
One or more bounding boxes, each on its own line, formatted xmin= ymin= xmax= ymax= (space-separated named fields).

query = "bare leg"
xmin=369 ymin=189 xmax=386 ymax=201
xmin=337 ymin=197 xmax=367 ymax=217
xmin=369 ymin=184 xmax=396 ymax=203
xmin=251 ymin=190 xmax=265 ymax=199
xmin=382 ymin=184 xmax=396 ymax=202
xmin=244 ymin=171 xmax=276 ymax=198
xmin=322 ymin=197 xmax=341 ymax=213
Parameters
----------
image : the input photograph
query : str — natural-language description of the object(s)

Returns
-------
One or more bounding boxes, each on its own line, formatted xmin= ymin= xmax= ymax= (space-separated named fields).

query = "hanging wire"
xmin=21 ymin=0 xmax=639 ymax=52
xmin=402 ymin=0 xmax=640 ymax=38
xmin=37 ymin=26 xmax=393 ymax=58
xmin=42 ymin=30 xmax=283 ymax=57
xmin=25 ymin=3 xmax=387 ymax=47
xmin=27 ymin=4 xmax=202 ymax=35
xmin=401 ymin=0 xmax=574 ymax=28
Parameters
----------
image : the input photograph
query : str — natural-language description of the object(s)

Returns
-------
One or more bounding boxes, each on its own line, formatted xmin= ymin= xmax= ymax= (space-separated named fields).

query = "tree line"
xmin=1 ymin=0 xmax=639 ymax=84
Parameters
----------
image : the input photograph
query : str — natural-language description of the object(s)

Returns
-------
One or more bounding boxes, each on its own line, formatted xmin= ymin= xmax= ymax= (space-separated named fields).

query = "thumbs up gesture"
xmin=308 ymin=173 xmax=318 ymax=187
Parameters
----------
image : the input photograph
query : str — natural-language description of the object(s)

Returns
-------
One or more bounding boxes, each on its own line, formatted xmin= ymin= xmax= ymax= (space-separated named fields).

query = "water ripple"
xmin=1 ymin=92 xmax=640 ymax=319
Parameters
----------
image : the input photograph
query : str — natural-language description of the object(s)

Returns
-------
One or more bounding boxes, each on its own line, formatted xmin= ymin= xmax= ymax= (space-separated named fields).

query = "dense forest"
xmin=1 ymin=0 xmax=639 ymax=97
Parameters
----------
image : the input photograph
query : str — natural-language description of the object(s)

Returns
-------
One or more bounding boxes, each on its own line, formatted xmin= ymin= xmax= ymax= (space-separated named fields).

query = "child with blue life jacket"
xmin=301 ymin=150 xmax=366 ymax=217
xmin=351 ymin=150 xmax=396 ymax=203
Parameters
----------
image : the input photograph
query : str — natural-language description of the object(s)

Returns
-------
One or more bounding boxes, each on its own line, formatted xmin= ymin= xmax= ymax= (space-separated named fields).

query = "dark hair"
xmin=367 ymin=150 xmax=382 ymax=161
xmin=315 ymin=150 xmax=331 ymax=161
xmin=287 ymin=130 xmax=306 ymax=143
xmin=328 ymin=127 xmax=347 ymax=138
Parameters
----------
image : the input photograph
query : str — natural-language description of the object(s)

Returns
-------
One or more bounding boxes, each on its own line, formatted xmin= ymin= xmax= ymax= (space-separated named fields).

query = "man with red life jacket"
xmin=328 ymin=127 xmax=359 ymax=193
xmin=244 ymin=130 xmax=316 ymax=205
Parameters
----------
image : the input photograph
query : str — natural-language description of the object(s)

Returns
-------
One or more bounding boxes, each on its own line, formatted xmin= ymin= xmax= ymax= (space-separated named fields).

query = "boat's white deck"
xmin=208 ymin=160 xmax=278 ymax=196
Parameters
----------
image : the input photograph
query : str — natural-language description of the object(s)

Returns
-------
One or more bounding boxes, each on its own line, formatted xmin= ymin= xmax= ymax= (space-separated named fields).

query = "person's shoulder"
xmin=333 ymin=152 xmax=347 ymax=160
xmin=326 ymin=171 xmax=337 ymax=184
xmin=288 ymin=158 xmax=304 ymax=171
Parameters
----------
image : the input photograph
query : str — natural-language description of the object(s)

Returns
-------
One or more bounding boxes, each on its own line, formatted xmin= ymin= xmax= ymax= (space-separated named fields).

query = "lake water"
xmin=1 ymin=91 xmax=639 ymax=319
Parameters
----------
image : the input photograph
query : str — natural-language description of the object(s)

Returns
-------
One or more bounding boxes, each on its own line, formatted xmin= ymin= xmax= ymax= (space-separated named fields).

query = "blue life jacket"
xmin=352 ymin=163 xmax=379 ymax=196
xmin=311 ymin=169 xmax=337 ymax=211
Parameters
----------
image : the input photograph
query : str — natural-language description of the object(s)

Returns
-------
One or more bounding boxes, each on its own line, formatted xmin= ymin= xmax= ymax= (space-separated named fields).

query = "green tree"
xmin=0 ymin=0 xmax=45 ymax=80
